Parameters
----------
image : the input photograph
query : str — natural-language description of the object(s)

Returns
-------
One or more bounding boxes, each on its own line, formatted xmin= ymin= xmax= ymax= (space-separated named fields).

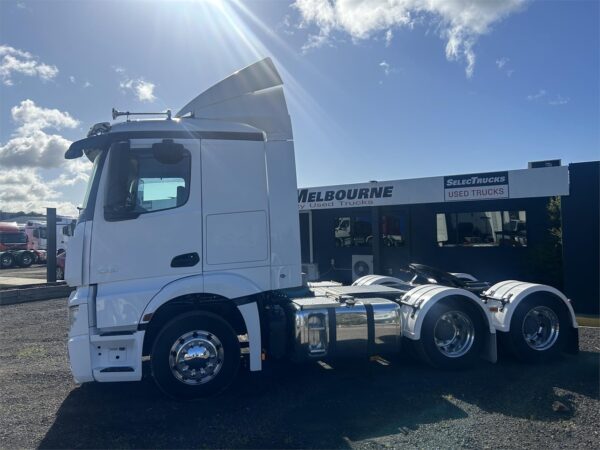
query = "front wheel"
xmin=504 ymin=294 xmax=568 ymax=362
xmin=416 ymin=300 xmax=484 ymax=369
xmin=151 ymin=312 xmax=241 ymax=399
xmin=0 ymin=253 xmax=14 ymax=269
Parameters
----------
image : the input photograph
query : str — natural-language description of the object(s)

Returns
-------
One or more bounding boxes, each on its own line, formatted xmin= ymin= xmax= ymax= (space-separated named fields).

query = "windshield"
xmin=78 ymin=151 xmax=106 ymax=222
xmin=0 ymin=232 xmax=27 ymax=244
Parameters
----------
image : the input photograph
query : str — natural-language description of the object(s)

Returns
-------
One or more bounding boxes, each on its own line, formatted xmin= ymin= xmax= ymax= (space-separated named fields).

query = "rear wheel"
xmin=505 ymin=294 xmax=568 ymax=362
xmin=416 ymin=300 xmax=484 ymax=369
xmin=0 ymin=253 xmax=14 ymax=269
xmin=151 ymin=311 xmax=240 ymax=399
xmin=17 ymin=251 xmax=34 ymax=268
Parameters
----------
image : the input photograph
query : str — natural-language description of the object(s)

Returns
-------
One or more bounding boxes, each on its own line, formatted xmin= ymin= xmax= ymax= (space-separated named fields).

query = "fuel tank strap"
xmin=365 ymin=303 xmax=375 ymax=356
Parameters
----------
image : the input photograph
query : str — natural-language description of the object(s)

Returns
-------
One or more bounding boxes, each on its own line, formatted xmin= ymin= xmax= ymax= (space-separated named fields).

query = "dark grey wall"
xmin=562 ymin=162 xmax=599 ymax=315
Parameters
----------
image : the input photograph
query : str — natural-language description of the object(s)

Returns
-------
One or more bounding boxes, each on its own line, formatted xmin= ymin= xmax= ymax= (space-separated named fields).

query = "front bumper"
xmin=67 ymin=287 xmax=145 ymax=383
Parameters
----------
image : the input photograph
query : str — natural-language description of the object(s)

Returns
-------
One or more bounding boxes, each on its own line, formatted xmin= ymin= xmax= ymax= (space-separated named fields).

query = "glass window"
xmin=105 ymin=140 xmax=191 ymax=219
xmin=0 ymin=233 xmax=27 ymax=244
xmin=436 ymin=211 xmax=527 ymax=247
xmin=334 ymin=215 xmax=372 ymax=247
xmin=381 ymin=213 xmax=406 ymax=247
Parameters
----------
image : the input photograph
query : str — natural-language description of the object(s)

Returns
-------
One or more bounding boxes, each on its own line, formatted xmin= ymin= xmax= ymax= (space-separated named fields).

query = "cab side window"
xmin=105 ymin=140 xmax=191 ymax=221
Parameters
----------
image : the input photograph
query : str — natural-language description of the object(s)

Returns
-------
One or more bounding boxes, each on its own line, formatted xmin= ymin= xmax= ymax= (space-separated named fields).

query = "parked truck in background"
xmin=64 ymin=58 xmax=579 ymax=399
xmin=0 ymin=222 xmax=37 ymax=268
xmin=24 ymin=218 xmax=76 ymax=255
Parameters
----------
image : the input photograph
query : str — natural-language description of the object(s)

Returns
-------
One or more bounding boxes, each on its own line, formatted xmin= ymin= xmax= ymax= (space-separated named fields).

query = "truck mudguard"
xmin=483 ymin=280 xmax=578 ymax=332
xmin=401 ymin=284 xmax=497 ymax=363
xmin=139 ymin=272 xmax=265 ymax=371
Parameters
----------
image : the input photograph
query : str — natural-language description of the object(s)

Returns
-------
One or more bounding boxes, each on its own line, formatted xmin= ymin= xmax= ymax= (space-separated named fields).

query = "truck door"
xmin=90 ymin=138 xmax=202 ymax=329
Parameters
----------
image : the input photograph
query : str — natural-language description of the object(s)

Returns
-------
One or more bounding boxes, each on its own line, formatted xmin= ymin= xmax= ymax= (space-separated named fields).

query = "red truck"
xmin=0 ymin=222 xmax=38 ymax=268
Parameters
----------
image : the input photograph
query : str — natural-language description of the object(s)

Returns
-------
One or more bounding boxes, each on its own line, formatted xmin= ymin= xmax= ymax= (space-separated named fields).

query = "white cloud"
xmin=526 ymin=90 xmax=569 ymax=106
xmin=385 ymin=29 xmax=393 ymax=47
xmin=69 ymin=75 xmax=75 ymax=83
xmin=0 ymin=44 xmax=58 ymax=85
xmin=379 ymin=60 xmax=391 ymax=76
xmin=0 ymin=165 xmax=86 ymax=216
xmin=496 ymin=57 xmax=509 ymax=69
xmin=495 ymin=56 xmax=514 ymax=77
xmin=0 ymin=168 xmax=80 ymax=215
xmin=83 ymin=80 xmax=92 ymax=88
xmin=548 ymin=95 xmax=570 ymax=106
xmin=527 ymin=89 xmax=546 ymax=101
xmin=120 ymin=78 xmax=156 ymax=102
xmin=293 ymin=0 xmax=526 ymax=77
xmin=0 ymin=101 xmax=90 ymax=215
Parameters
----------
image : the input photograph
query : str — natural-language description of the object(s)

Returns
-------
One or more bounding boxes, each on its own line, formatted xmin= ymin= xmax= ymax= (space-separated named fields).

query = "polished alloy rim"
xmin=434 ymin=311 xmax=475 ymax=358
xmin=522 ymin=306 xmax=560 ymax=351
xmin=169 ymin=330 xmax=224 ymax=385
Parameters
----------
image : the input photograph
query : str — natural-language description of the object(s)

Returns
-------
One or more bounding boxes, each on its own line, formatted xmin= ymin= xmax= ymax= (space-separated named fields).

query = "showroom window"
xmin=380 ymin=213 xmax=406 ymax=247
xmin=334 ymin=216 xmax=373 ymax=247
xmin=436 ymin=211 xmax=527 ymax=247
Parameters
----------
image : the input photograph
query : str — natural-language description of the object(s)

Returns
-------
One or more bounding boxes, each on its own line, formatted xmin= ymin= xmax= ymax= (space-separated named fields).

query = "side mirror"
xmin=104 ymin=141 xmax=140 ymax=221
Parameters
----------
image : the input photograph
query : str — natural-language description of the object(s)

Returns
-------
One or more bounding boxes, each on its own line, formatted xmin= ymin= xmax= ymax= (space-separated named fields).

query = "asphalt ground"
xmin=0 ymin=264 xmax=47 ymax=288
xmin=0 ymin=297 xmax=598 ymax=449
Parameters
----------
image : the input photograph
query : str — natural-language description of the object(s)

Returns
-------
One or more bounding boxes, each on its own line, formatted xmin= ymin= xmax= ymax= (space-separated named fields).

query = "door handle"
xmin=171 ymin=252 xmax=200 ymax=268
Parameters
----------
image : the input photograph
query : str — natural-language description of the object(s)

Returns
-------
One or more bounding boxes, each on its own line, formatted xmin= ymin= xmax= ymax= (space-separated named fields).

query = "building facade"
xmin=298 ymin=161 xmax=599 ymax=315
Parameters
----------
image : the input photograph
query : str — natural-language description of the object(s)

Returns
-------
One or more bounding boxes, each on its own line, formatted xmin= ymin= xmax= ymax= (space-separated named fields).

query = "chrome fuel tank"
xmin=289 ymin=296 xmax=402 ymax=361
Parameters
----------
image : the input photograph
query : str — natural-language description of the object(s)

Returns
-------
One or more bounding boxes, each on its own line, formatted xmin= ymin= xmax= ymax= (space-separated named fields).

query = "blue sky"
xmin=0 ymin=0 xmax=598 ymax=215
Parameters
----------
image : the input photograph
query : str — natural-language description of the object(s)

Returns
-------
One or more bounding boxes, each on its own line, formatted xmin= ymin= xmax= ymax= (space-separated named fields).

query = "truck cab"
xmin=65 ymin=58 xmax=302 ymax=395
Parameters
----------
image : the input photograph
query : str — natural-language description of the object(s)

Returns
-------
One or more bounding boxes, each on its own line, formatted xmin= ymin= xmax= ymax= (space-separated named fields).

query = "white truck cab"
xmin=65 ymin=59 xmax=578 ymax=398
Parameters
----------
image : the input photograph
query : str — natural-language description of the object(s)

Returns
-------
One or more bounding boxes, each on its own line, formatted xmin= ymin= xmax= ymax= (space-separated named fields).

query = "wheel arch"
xmin=401 ymin=285 xmax=497 ymax=363
xmin=139 ymin=273 xmax=265 ymax=369
xmin=142 ymin=292 xmax=249 ymax=355
xmin=485 ymin=281 xmax=578 ymax=332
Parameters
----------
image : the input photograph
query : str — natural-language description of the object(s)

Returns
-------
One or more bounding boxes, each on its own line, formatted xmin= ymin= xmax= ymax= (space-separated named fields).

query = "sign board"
xmin=298 ymin=166 xmax=568 ymax=211
xmin=443 ymin=171 xmax=509 ymax=202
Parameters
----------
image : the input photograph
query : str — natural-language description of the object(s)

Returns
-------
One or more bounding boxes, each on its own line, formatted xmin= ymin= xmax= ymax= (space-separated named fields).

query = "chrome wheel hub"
xmin=522 ymin=306 xmax=560 ymax=351
xmin=169 ymin=330 xmax=224 ymax=385
xmin=434 ymin=311 xmax=475 ymax=358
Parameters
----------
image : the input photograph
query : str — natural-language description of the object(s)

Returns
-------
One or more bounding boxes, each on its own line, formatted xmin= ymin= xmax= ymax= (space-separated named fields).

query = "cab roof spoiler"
xmin=176 ymin=57 xmax=292 ymax=141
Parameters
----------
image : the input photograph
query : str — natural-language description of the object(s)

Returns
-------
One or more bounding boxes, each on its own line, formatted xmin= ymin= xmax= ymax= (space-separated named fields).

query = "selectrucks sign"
xmin=444 ymin=171 xmax=509 ymax=202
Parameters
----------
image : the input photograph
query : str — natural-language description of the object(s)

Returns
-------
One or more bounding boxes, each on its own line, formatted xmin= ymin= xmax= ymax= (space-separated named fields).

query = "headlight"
xmin=69 ymin=305 xmax=80 ymax=328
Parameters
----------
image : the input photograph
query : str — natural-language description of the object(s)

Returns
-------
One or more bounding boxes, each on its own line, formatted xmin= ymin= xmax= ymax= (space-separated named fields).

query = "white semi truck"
xmin=24 ymin=218 xmax=76 ymax=255
xmin=65 ymin=58 xmax=579 ymax=398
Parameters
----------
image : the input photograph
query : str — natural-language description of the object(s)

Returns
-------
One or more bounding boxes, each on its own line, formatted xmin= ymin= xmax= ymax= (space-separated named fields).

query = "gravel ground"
xmin=0 ymin=297 xmax=598 ymax=449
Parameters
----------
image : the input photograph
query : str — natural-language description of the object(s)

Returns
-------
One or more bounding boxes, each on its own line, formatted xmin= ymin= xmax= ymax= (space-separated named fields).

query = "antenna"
xmin=112 ymin=108 xmax=172 ymax=121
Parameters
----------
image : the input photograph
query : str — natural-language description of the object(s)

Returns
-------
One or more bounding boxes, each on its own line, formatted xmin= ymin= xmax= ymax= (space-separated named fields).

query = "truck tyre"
xmin=416 ymin=299 xmax=484 ymax=369
xmin=0 ymin=253 xmax=14 ymax=269
xmin=151 ymin=311 xmax=241 ymax=399
xmin=504 ymin=294 xmax=568 ymax=362
xmin=17 ymin=251 xmax=34 ymax=268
